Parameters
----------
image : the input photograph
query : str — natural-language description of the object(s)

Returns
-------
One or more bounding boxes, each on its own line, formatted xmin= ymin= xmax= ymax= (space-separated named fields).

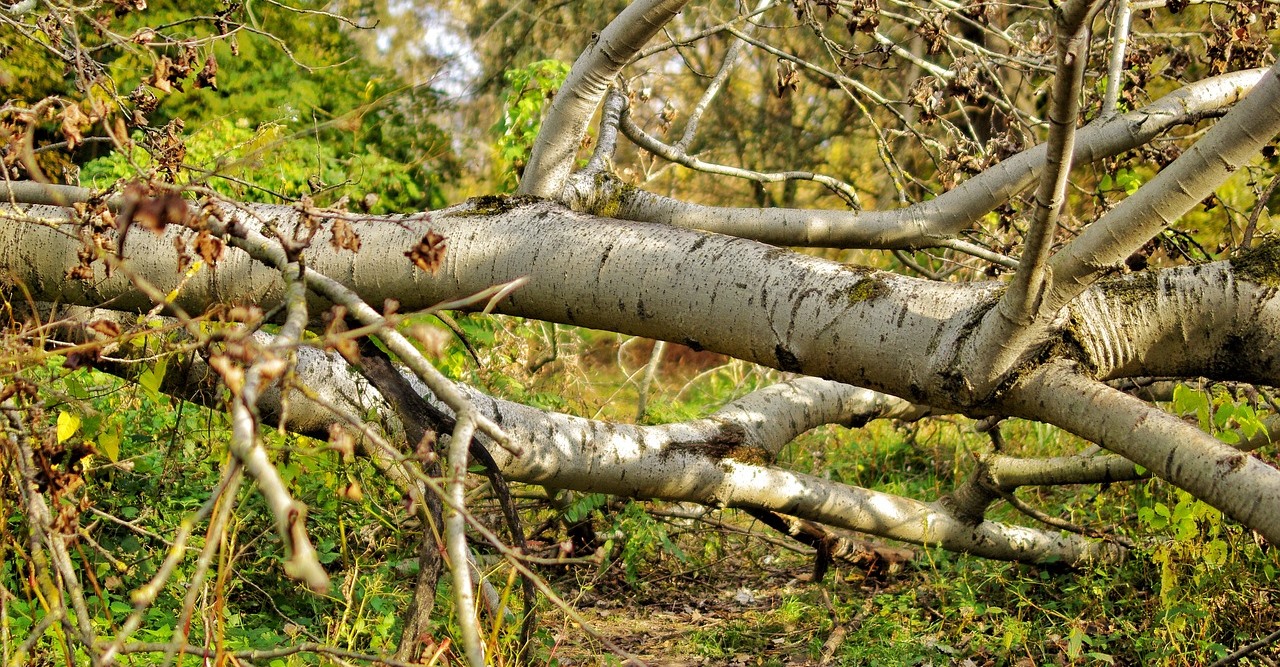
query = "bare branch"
xmin=579 ymin=69 xmax=1264 ymax=248
xmin=1046 ymin=61 xmax=1280 ymax=311
xmin=967 ymin=0 xmax=1113 ymax=393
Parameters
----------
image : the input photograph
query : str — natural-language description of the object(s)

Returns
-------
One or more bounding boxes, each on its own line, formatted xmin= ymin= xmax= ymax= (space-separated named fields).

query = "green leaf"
xmin=1213 ymin=402 xmax=1233 ymax=428
xmin=1067 ymin=625 xmax=1086 ymax=658
xmin=1116 ymin=169 xmax=1142 ymax=194
xmin=64 ymin=373 xmax=89 ymax=399
xmin=1203 ymin=538 xmax=1229 ymax=567
xmin=1172 ymin=384 xmax=1206 ymax=415
xmin=564 ymin=492 xmax=607 ymax=523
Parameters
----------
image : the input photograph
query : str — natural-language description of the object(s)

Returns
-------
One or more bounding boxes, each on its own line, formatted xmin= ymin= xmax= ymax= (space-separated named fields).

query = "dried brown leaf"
xmin=88 ymin=319 xmax=122 ymax=338
xmin=194 ymin=229 xmax=224 ymax=264
xmin=330 ymin=217 xmax=361 ymax=253
xmin=60 ymin=104 xmax=90 ymax=151
xmin=196 ymin=53 xmax=218 ymax=90
xmin=775 ymin=60 xmax=799 ymax=98
xmin=150 ymin=57 xmax=173 ymax=93
xmin=405 ymin=230 xmax=447 ymax=274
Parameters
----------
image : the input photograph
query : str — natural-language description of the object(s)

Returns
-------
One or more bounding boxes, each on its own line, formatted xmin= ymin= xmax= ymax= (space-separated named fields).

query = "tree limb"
xmin=519 ymin=0 xmax=691 ymax=198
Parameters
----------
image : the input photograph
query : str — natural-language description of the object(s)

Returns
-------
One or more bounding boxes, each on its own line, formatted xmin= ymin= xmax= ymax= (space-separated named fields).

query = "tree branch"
xmin=574 ymin=70 xmax=1264 ymax=248
xmin=1006 ymin=363 xmax=1280 ymax=544
xmin=519 ymin=0 xmax=691 ymax=198
xmin=1045 ymin=61 xmax=1280 ymax=312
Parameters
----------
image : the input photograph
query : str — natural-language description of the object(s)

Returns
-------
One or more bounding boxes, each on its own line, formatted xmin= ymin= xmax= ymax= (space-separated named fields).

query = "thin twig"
xmin=1207 ymin=625 xmax=1280 ymax=667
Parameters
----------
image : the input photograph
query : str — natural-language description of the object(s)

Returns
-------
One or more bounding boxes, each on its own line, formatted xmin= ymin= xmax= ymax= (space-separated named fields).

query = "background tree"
xmin=2 ymin=0 xmax=1280 ymax=665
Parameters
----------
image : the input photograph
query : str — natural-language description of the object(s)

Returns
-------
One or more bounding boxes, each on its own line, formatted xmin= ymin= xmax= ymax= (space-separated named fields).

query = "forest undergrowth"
xmin=3 ymin=314 xmax=1279 ymax=666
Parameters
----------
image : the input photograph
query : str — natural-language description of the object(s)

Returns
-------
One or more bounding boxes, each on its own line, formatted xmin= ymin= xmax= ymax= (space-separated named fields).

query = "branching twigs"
xmin=291 ymin=359 xmax=645 ymax=665
xmin=1207 ymin=624 xmax=1280 ymax=667
xmin=672 ymin=1 xmax=768 ymax=153
xmin=198 ymin=205 xmax=515 ymax=454
xmin=587 ymin=69 xmax=1265 ymax=248
xmin=2 ymin=408 xmax=99 ymax=661
xmin=160 ymin=459 xmax=243 ymax=667
xmin=936 ymin=238 xmax=1019 ymax=269
xmin=619 ymin=98 xmax=864 ymax=204
xmin=997 ymin=489 xmax=1137 ymax=548
xmin=196 ymin=206 xmax=524 ymax=663
xmin=223 ymin=261 xmax=329 ymax=592
xmin=95 ymin=461 xmax=243 ymax=666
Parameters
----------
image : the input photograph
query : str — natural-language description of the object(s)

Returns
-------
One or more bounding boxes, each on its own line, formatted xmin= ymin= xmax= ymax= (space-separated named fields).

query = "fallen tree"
xmin=2 ymin=0 xmax=1279 ymax=663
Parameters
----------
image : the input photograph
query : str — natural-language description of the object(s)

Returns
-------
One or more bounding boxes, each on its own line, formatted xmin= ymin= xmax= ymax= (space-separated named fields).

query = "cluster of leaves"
xmin=490 ymin=60 xmax=571 ymax=192
xmin=0 ymin=0 xmax=458 ymax=212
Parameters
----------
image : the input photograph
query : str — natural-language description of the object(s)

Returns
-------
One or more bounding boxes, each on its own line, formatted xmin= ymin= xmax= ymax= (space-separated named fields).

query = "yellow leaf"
xmin=138 ymin=357 xmax=168 ymax=396
xmin=98 ymin=425 xmax=121 ymax=462
xmin=56 ymin=411 xmax=81 ymax=443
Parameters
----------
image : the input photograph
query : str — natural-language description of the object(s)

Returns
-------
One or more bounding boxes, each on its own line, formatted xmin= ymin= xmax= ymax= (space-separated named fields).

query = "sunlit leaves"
xmin=56 ymin=410 xmax=81 ymax=443
xmin=492 ymin=60 xmax=570 ymax=191
xmin=97 ymin=424 xmax=122 ymax=463
xmin=137 ymin=356 xmax=168 ymax=398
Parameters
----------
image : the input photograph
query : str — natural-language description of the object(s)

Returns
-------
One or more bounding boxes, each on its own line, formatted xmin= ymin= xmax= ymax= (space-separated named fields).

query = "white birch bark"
xmin=519 ymin=0 xmax=691 ymax=198
xmin=6 ymin=200 xmax=1280 ymax=409
xmin=6 ymin=197 xmax=1280 ymax=545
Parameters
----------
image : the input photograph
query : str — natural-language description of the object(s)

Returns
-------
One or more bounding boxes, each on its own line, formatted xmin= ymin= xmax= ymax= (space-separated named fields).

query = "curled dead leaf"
xmin=330 ymin=217 xmax=361 ymax=253
xmin=60 ymin=104 xmax=90 ymax=150
xmin=775 ymin=59 xmax=799 ymax=98
xmin=174 ymin=235 xmax=192 ymax=273
xmin=194 ymin=229 xmax=224 ymax=264
xmin=88 ymin=319 xmax=122 ymax=338
xmin=63 ymin=348 xmax=102 ymax=370
xmin=149 ymin=56 xmax=173 ymax=93
xmin=196 ymin=53 xmax=218 ymax=90
xmin=406 ymin=230 xmax=447 ymax=274
xmin=129 ymin=192 xmax=189 ymax=233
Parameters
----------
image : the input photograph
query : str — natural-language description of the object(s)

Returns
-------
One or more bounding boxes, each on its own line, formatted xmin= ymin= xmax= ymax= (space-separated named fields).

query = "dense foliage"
xmin=1 ymin=0 xmax=457 ymax=211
